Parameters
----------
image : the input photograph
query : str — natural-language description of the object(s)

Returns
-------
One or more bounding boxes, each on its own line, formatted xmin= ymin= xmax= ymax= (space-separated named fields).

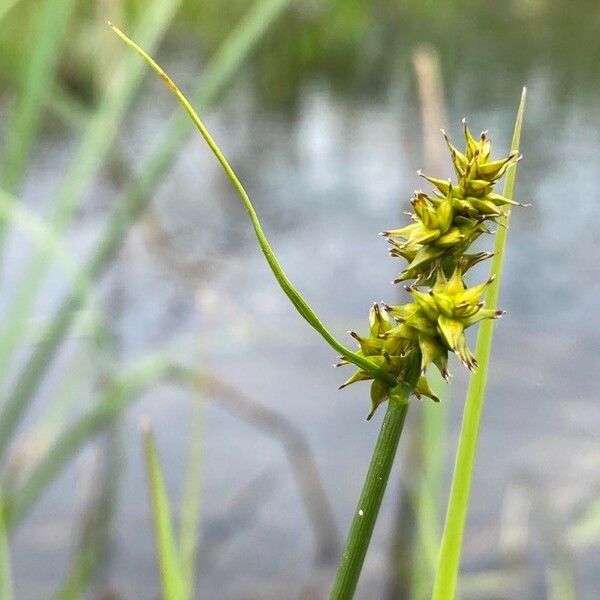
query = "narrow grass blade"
xmin=179 ymin=398 xmax=206 ymax=599
xmin=141 ymin=421 xmax=186 ymax=600
xmin=0 ymin=0 xmax=76 ymax=272
xmin=0 ymin=0 xmax=181 ymax=395
xmin=431 ymin=88 xmax=527 ymax=600
xmin=0 ymin=494 xmax=14 ymax=600
xmin=0 ymin=0 xmax=292 ymax=463
xmin=110 ymin=24 xmax=394 ymax=386
xmin=21 ymin=325 xmax=104 ymax=461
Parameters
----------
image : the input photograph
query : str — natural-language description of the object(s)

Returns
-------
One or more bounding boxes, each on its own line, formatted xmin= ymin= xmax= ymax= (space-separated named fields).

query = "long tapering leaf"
xmin=110 ymin=24 xmax=394 ymax=386
xmin=0 ymin=0 xmax=293 ymax=463
xmin=142 ymin=422 xmax=186 ymax=600
xmin=431 ymin=87 xmax=527 ymax=600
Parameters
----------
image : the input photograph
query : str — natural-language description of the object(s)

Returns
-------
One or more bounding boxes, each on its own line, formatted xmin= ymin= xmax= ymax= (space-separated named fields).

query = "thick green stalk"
xmin=331 ymin=357 xmax=420 ymax=600
xmin=331 ymin=402 xmax=408 ymax=600
xmin=0 ymin=0 xmax=290 ymax=461
xmin=431 ymin=88 xmax=527 ymax=600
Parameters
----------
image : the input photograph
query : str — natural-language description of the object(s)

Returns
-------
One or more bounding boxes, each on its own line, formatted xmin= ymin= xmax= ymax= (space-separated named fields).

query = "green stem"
xmin=431 ymin=88 xmax=526 ymax=600
xmin=331 ymin=357 xmax=420 ymax=599
xmin=110 ymin=24 xmax=394 ymax=387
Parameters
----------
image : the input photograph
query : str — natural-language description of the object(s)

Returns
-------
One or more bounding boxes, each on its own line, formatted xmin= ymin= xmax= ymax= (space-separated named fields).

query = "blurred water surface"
xmin=3 ymin=1 xmax=600 ymax=598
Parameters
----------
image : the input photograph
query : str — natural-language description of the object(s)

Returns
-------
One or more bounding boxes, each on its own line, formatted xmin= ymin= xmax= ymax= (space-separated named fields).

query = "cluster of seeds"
xmin=340 ymin=121 xmax=523 ymax=419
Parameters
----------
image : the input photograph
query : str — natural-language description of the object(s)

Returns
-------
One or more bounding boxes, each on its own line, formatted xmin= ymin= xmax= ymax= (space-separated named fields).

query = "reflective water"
xmin=6 ymin=3 xmax=600 ymax=598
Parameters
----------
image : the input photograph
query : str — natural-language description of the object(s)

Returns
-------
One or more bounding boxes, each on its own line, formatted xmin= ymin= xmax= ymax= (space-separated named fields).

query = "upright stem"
xmin=331 ymin=357 xmax=420 ymax=599
xmin=430 ymin=88 xmax=526 ymax=600
xmin=331 ymin=400 xmax=409 ymax=600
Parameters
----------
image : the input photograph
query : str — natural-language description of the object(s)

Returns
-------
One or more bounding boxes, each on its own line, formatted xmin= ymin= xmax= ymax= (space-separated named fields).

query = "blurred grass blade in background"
xmin=142 ymin=421 xmax=186 ymax=600
xmin=4 ymin=359 xmax=338 ymax=570
xmin=0 ymin=0 xmax=21 ymax=24
xmin=0 ymin=0 xmax=182 ymax=398
xmin=3 ymin=354 xmax=173 ymax=530
xmin=50 ymin=425 xmax=123 ymax=600
xmin=170 ymin=365 xmax=341 ymax=565
xmin=0 ymin=190 xmax=94 ymax=307
xmin=0 ymin=494 xmax=14 ymax=600
xmin=431 ymin=88 xmax=527 ymax=600
xmin=411 ymin=378 xmax=447 ymax=600
xmin=0 ymin=0 xmax=76 ymax=200
xmin=0 ymin=0 xmax=293 ymax=465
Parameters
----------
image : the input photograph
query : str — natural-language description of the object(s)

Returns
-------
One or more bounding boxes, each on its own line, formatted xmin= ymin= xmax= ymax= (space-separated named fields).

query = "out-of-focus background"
xmin=0 ymin=1 xmax=599 ymax=598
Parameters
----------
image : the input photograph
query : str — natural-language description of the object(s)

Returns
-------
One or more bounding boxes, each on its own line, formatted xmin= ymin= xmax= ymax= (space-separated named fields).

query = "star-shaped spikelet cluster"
xmin=340 ymin=122 xmax=522 ymax=419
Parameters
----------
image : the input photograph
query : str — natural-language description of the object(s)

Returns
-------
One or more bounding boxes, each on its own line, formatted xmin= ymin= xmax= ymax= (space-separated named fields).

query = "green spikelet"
xmin=341 ymin=121 xmax=523 ymax=418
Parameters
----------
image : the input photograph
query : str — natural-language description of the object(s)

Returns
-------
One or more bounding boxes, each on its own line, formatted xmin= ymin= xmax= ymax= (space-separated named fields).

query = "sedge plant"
xmin=110 ymin=24 xmax=525 ymax=599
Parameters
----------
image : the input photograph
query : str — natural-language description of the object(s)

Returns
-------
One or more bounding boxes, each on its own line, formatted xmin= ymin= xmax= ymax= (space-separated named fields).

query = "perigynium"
xmin=339 ymin=122 xmax=521 ymax=420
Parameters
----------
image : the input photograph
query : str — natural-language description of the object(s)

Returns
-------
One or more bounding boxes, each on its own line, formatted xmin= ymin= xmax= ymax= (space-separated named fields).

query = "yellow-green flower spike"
xmin=339 ymin=269 xmax=503 ymax=415
xmin=385 ymin=212 xmax=488 ymax=285
xmin=382 ymin=267 xmax=503 ymax=372
xmin=339 ymin=120 xmax=522 ymax=418
xmin=420 ymin=122 xmax=522 ymax=219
